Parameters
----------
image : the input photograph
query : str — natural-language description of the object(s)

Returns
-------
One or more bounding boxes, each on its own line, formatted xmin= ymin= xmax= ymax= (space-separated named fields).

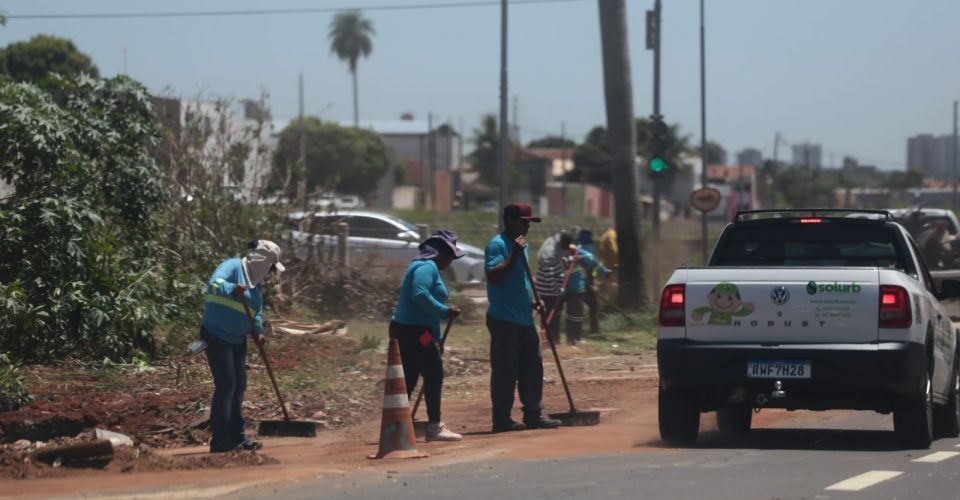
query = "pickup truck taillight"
xmin=659 ymin=284 xmax=686 ymax=327
xmin=879 ymin=285 xmax=911 ymax=329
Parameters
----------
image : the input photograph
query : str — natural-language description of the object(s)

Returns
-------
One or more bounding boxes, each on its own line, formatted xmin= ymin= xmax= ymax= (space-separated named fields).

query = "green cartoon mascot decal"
xmin=691 ymin=282 xmax=755 ymax=325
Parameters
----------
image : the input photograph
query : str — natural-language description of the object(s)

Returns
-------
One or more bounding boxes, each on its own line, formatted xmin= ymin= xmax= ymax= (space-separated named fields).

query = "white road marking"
xmin=912 ymin=451 xmax=960 ymax=463
xmin=825 ymin=470 xmax=903 ymax=491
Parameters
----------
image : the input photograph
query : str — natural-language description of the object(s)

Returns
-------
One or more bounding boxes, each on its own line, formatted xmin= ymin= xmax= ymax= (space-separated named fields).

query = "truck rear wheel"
xmin=894 ymin=360 xmax=934 ymax=449
xmin=659 ymin=387 xmax=699 ymax=446
xmin=717 ymin=404 xmax=753 ymax=434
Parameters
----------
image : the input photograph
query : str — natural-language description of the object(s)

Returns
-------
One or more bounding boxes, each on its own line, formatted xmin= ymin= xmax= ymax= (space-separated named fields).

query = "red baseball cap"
xmin=503 ymin=202 xmax=542 ymax=223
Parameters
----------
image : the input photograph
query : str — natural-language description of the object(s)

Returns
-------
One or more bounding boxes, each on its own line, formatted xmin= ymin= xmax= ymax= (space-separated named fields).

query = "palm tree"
xmin=328 ymin=10 xmax=375 ymax=128
xmin=598 ymin=0 xmax=645 ymax=309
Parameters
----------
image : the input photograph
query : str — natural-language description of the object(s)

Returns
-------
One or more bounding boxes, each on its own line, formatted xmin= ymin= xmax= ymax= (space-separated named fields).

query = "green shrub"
xmin=0 ymin=353 xmax=33 ymax=411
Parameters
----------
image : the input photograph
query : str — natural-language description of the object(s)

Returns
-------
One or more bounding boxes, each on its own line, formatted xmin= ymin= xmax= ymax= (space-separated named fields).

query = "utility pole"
xmin=773 ymin=131 xmax=780 ymax=167
xmin=953 ymin=100 xmax=958 ymax=211
xmin=512 ymin=95 xmax=520 ymax=146
xmin=560 ymin=122 xmax=567 ymax=216
xmin=122 ymin=47 xmax=128 ymax=75
xmin=498 ymin=0 xmax=509 ymax=230
xmin=699 ymin=0 xmax=709 ymax=263
xmin=299 ymin=72 xmax=307 ymax=213
xmin=428 ymin=112 xmax=435 ymax=209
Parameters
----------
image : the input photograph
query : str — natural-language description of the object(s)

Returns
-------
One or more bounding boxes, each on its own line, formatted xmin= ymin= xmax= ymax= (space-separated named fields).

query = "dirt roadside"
xmin=0 ymin=342 xmax=798 ymax=499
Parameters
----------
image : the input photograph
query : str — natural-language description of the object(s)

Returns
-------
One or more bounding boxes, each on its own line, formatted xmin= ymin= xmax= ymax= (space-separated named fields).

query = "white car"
xmin=286 ymin=210 xmax=485 ymax=285
xmin=657 ymin=208 xmax=960 ymax=449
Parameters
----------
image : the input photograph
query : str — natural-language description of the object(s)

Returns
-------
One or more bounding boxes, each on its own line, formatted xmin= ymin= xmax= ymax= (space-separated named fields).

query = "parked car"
xmin=286 ymin=210 xmax=486 ymax=285
xmin=884 ymin=208 xmax=960 ymax=237
xmin=307 ymin=193 xmax=367 ymax=210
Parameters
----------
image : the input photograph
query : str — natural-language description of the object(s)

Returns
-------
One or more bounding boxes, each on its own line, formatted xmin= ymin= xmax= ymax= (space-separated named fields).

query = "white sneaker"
xmin=426 ymin=422 xmax=462 ymax=441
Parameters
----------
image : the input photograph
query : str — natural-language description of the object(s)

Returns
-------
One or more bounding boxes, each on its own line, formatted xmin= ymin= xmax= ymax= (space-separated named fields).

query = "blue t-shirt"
xmin=484 ymin=233 xmax=534 ymax=326
xmin=391 ymin=259 xmax=450 ymax=339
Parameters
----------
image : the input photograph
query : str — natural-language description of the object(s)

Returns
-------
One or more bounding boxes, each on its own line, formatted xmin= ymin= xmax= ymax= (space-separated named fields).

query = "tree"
xmin=704 ymin=141 xmax=727 ymax=165
xmin=270 ymin=117 xmax=390 ymax=197
xmin=770 ymin=165 xmax=838 ymax=208
xmin=470 ymin=114 xmax=503 ymax=186
xmin=0 ymin=35 xmax=99 ymax=83
xmin=598 ymin=0 xmax=644 ymax=309
xmin=527 ymin=135 xmax=576 ymax=149
xmin=571 ymin=118 xmax=691 ymax=186
xmin=570 ymin=126 xmax=612 ymax=183
xmin=883 ymin=169 xmax=924 ymax=190
xmin=0 ymin=75 xmax=169 ymax=361
xmin=328 ymin=11 xmax=374 ymax=128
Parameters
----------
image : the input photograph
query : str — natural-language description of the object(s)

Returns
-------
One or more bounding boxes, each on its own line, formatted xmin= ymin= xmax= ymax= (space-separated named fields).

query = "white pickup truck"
xmin=657 ymin=209 xmax=960 ymax=449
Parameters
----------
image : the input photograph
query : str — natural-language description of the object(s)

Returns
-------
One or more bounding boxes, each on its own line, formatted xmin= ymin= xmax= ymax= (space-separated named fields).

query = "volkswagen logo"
xmin=770 ymin=286 xmax=790 ymax=305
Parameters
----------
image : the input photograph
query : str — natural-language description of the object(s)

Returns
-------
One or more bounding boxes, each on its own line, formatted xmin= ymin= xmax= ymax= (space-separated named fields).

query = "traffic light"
xmin=648 ymin=115 xmax=670 ymax=175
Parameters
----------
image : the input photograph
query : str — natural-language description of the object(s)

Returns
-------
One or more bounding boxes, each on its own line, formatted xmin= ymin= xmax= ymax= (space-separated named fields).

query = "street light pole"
xmin=699 ymin=0 xmax=709 ymax=263
xmin=498 ymin=0 xmax=509 ymax=230
xmin=299 ymin=72 xmax=307 ymax=214
xmin=953 ymin=100 xmax=958 ymax=212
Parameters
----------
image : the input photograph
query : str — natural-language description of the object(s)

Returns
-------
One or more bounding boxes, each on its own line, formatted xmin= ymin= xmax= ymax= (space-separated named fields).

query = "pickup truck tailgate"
xmin=684 ymin=268 xmax=880 ymax=343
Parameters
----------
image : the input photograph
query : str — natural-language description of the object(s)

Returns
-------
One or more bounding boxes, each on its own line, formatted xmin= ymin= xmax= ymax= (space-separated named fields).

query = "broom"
xmin=522 ymin=247 xmax=601 ymax=427
xmin=239 ymin=295 xmax=319 ymax=438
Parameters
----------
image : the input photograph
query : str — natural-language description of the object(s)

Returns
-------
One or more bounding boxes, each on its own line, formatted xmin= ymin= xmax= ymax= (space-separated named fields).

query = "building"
xmin=791 ymin=142 xmax=822 ymax=168
xmin=907 ymin=134 xmax=957 ymax=180
xmin=353 ymin=116 xmax=464 ymax=211
xmin=154 ymin=96 xmax=274 ymax=203
xmin=524 ymin=147 xmax=575 ymax=179
xmin=736 ymin=148 xmax=763 ymax=167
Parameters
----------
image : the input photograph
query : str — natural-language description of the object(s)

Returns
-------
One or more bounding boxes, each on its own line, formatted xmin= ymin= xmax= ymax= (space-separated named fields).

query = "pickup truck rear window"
xmin=713 ymin=223 xmax=906 ymax=269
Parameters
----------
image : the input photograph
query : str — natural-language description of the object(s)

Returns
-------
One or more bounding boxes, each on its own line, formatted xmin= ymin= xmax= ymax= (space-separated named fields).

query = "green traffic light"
xmin=649 ymin=157 xmax=668 ymax=173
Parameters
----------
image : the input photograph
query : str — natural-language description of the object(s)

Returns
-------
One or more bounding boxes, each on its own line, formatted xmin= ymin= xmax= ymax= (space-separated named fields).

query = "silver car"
xmin=286 ymin=210 xmax=486 ymax=285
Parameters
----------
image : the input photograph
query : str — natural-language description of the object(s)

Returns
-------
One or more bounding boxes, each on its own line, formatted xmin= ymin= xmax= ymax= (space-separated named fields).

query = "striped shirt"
xmin=536 ymin=234 xmax=565 ymax=296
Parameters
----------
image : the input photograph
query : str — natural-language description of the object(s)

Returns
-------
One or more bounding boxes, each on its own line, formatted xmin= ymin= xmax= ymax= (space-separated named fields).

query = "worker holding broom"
xmin=535 ymin=230 xmax=573 ymax=344
xmin=199 ymin=240 xmax=285 ymax=453
xmin=484 ymin=203 xmax=561 ymax=433
xmin=563 ymin=233 xmax=610 ymax=345
xmin=389 ymin=230 xmax=465 ymax=442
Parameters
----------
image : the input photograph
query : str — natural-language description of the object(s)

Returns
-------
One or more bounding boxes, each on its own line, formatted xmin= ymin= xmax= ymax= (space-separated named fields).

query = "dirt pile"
xmin=1 ymin=433 xmax=277 ymax=480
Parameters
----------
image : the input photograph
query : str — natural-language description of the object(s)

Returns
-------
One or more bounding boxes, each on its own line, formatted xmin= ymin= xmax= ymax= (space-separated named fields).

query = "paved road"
xmin=240 ymin=411 xmax=960 ymax=500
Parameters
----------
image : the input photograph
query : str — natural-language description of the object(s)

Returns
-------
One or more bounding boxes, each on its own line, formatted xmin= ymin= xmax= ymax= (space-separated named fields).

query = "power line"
xmin=7 ymin=0 xmax=589 ymax=20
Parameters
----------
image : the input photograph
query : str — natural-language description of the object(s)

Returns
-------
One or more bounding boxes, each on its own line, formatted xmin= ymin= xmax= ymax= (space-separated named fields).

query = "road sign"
xmin=690 ymin=187 xmax=722 ymax=213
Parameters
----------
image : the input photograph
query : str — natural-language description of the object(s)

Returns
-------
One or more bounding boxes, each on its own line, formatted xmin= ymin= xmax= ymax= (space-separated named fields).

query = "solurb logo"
xmin=806 ymin=281 xmax=861 ymax=295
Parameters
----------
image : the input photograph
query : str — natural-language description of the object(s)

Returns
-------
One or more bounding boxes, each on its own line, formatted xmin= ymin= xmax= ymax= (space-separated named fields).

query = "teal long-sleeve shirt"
xmin=202 ymin=257 xmax=264 ymax=345
xmin=391 ymin=260 xmax=450 ymax=339
xmin=564 ymin=248 xmax=610 ymax=295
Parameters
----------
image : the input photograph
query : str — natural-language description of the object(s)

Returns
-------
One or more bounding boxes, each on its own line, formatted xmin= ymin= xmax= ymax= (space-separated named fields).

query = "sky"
xmin=2 ymin=0 xmax=959 ymax=170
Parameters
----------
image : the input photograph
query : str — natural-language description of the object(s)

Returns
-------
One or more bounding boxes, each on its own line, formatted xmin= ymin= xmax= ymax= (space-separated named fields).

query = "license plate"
xmin=747 ymin=360 xmax=811 ymax=379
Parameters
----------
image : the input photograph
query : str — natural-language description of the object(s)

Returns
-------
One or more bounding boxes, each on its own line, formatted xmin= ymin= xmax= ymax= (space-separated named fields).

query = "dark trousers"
xmin=565 ymin=292 xmax=585 ymax=344
xmin=541 ymin=294 xmax=564 ymax=344
xmin=487 ymin=317 xmax=544 ymax=425
xmin=201 ymin=328 xmax=248 ymax=452
xmin=584 ymin=285 xmax=600 ymax=335
xmin=389 ymin=321 xmax=444 ymax=423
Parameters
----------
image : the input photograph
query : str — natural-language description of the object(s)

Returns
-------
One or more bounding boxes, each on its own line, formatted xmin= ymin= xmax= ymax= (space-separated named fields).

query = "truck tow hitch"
xmin=755 ymin=381 xmax=787 ymax=414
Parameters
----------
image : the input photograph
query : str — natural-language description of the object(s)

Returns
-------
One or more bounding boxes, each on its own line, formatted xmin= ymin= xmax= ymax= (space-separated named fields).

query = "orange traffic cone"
xmin=368 ymin=338 xmax=428 ymax=460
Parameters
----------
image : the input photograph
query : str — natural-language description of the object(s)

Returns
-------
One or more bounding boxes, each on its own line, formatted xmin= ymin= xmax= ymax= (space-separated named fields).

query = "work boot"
xmin=237 ymin=438 xmax=263 ymax=451
xmin=524 ymin=415 xmax=562 ymax=429
xmin=426 ymin=422 xmax=462 ymax=442
xmin=491 ymin=419 xmax=526 ymax=433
